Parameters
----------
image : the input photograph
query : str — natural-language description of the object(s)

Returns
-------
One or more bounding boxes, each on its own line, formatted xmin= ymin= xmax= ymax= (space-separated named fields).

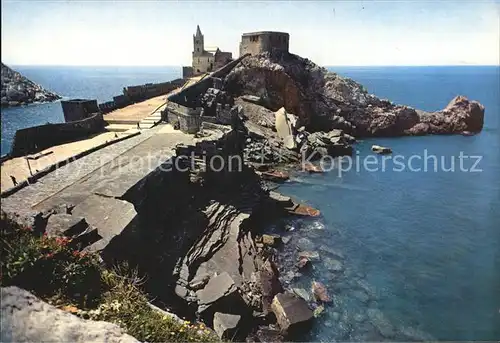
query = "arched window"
xmin=197 ymin=48 xmax=200 ymax=52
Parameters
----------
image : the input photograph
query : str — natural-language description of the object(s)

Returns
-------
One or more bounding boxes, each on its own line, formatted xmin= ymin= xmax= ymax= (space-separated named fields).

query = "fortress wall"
xmin=11 ymin=113 xmax=105 ymax=157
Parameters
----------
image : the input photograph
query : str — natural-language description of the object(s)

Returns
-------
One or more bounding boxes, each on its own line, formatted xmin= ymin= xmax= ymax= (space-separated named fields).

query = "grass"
xmin=0 ymin=212 xmax=220 ymax=342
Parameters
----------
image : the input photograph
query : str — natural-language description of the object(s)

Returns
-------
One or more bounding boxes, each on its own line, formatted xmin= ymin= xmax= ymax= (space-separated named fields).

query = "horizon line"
xmin=4 ymin=63 xmax=500 ymax=68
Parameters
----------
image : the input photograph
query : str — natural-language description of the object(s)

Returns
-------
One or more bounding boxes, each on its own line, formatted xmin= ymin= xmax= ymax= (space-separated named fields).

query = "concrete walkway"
xmin=1 ymin=124 xmax=195 ymax=250
xmin=1 ymin=131 xmax=134 ymax=192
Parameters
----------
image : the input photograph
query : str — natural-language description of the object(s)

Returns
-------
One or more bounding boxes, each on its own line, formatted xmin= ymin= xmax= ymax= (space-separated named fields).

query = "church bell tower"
xmin=193 ymin=25 xmax=204 ymax=56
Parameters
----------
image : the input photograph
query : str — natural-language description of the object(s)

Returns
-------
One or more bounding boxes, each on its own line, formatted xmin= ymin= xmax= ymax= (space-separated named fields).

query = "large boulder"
xmin=196 ymin=272 xmax=246 ymax=318
xmin=271 ymin=293 xmax=313 ymax=333
xmin=225 ymin=52 xmax=485 ymax=136
xmin=213 ymin=312 xmax=242 ymax=339
xmin=259 ymin=260 xmax=283 ymax=315
xmin=0 ymin=286 xmax=139 ymax=343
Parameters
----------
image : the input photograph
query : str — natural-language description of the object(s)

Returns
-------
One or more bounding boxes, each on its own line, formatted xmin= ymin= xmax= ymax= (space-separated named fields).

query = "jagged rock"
xmin=259 ymin=260 xmax=283 ymax=314
xmin=213 ymin=312 xmax=242 ymax=339
xmin=281 ymin=236 xmax=291 ymax=244
xmin=275 ymin=107 xmax=296 ymax=149
xmin=225 ymin=52 xmax=484 ymax=136
xmin=0 ymin=286 xmax=139 ymax=343
xmin=261 ymin=234 xmax=281 ymax=247
xmin=311 ymin=281 xmax=331 ymax=303
xmin=371 ymin=145 xmax=392 ymax=154
xmin=196 ymin=272 xmax=243 ymax=315
xmin=1 ymin=63 xmax=61 ymax=107
xmin=298 ymin=251 xmax=320 ymax=262
xmin=296 ymin=257 xmax=311 ymax=270
xmin=292 ymin=288 xmax=311 ymax=302
xmin=271 ymin=293 xmax=313 ymax=333
xmin=255 ymin=326 xmax=284 ymax=343
xmin=45 ymin=213 xmax=89 ymax=238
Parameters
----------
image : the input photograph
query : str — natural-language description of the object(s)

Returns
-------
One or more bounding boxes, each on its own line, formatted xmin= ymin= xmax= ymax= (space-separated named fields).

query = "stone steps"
xmin=105 ymin=123 xmax=137 ymax=132
xmin=103 ymin=117 xmax=145 ymax=125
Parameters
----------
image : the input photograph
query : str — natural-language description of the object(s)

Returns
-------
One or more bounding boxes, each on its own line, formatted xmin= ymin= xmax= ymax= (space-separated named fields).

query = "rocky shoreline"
xmin=1 ymin=63 xmax=61 ymax=108
xmin=0 ymin=51 xmax=486 ymax=342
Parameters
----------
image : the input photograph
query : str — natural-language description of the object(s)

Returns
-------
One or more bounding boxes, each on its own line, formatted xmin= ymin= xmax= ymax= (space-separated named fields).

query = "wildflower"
xmin=45 ymin=253 xmax=54 ymax=258
xmin=23 ymin=226 xmax=33 ymax=232
xmin=72 ymin=250 xmax=80 ymax=257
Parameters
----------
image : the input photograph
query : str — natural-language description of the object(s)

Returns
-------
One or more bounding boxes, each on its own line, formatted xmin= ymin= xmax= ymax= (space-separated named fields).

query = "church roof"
xmin=195 ymin=25 xmax=202 ymax=37
xmin=205 ymin=46 xmax=219 ymax=53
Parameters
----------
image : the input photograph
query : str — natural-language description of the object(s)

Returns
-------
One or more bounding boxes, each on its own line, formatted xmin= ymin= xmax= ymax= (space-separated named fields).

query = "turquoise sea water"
xmin=277 ymin=65 xmax=500 ymax=341
xmin=1 ymin=65 xmax=498 ymax=340
xmin=1 ymin=66 xmax=182 ymax=155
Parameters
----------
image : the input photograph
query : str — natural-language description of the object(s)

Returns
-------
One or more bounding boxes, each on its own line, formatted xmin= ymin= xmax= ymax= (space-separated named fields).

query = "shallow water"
xmin=274 ymin=66 xmax=500 ymax=341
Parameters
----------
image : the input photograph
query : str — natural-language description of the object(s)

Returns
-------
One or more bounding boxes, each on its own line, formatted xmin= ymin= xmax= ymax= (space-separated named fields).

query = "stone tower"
xmin=193 ymin=25 xmax=204 ymax=56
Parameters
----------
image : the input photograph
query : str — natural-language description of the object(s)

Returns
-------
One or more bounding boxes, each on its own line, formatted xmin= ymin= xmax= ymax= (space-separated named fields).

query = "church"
xmin=183 ymin=26 xmax=233 ymax=78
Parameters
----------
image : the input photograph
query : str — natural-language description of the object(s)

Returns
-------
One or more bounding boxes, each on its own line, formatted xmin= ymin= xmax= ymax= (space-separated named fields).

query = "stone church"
xmin=183 ymin=26 xmax=233 ymax=78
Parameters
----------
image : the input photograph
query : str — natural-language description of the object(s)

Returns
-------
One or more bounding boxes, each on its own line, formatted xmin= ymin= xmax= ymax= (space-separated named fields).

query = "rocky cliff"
xmin=224 ymin=51 xmax=484 ymax=137
xmin=1 ymin=63 xmax=61 ymax=107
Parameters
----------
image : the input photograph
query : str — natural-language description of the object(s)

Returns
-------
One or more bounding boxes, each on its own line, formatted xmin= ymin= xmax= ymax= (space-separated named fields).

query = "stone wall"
xmin=239 ymin=32 xmax=289 ymax=57
xmin=183 ymin=67 xmax=194 ymax=78
xmin=193 ymin=54 xmax=215 ymax=74
xmin=97 ymin=78 xmax=185 ymax=114
xmin=10 ymin=113 xmax=105 ymax=157
xmin=61 ymin=99 xmax=99 ymax=123
xmin=165 ymin=105 xmax=219 ymax=134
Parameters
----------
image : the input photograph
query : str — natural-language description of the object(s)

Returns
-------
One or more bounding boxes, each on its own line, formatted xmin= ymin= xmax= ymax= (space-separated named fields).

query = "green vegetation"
xmin=0 ymin=213 xmax=220 ymax=342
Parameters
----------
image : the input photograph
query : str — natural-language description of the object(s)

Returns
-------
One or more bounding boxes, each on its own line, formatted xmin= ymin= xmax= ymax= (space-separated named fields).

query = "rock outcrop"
xmin=225 ymin=51 xmax=485 ymax=137
xmin=1 ymin=63 xmax=61 ymax=107
xmin=0 ymin=286 xmax=139 ymax=343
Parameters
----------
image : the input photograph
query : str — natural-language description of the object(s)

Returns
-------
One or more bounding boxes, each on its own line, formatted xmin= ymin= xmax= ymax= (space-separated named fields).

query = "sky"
xmin=1 ymin=0 xmax=499 ymax=66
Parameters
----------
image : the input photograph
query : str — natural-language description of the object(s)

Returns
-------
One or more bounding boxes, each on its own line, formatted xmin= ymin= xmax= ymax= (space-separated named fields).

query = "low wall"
xmin=10 ymin=113 xmax=105 ymax=157
xmin=165 ymin=107 xmax=218 ymax=134
xmin=98 ymin=78 xmax=186 ymax=114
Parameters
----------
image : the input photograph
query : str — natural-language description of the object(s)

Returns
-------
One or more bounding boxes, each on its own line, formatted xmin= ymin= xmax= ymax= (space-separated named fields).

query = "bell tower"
xmin=193 ymin=25 xmax=204 ymax=56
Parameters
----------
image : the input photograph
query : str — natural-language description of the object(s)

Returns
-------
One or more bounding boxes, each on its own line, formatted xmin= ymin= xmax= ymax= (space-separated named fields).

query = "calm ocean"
xmin=1 ymin=65 xmax=499 ymax=340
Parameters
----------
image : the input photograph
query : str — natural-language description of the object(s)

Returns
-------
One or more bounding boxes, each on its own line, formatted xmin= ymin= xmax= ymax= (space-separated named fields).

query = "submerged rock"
xmin=323 ymin=257 xmax=344 ymax=272
xmin=311 ymin=281 xmax=331 ymax=303
xmin=367 ymin=308 xmax=395 ymax=338
xmin=296 ymin=237 xmax=315 ymax=251
xmin=292 ymin=288 xmax=312 ymax=302
xmin=371 ymin=145 xmax=392 ymax=154
xmin=298 ymin=251 xmax=320 ymax=262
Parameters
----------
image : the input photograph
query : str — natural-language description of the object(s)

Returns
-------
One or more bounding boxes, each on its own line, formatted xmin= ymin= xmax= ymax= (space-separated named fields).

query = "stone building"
xmin=239 ymin=31 xmax=290 ymax=57
xmin=190 ymin=26 xmax=233 ymax=76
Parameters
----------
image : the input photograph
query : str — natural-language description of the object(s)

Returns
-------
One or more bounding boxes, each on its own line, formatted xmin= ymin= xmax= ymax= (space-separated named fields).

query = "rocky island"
xmin=1 ymin=63 xmax=61 ymax=107
xmin=1 ymin=28 xmax=486 ymax=343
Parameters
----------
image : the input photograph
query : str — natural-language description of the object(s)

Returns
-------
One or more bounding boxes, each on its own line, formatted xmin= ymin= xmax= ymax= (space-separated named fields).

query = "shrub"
xmin=83 ymin=265 xmax=220 ymax=343
xmin=0 ymin=213 xmax=102 ymax=307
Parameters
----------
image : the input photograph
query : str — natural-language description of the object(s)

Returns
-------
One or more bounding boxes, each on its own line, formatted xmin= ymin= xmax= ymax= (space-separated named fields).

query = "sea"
xmin=1 ymin=65 xmax=499 ymax=340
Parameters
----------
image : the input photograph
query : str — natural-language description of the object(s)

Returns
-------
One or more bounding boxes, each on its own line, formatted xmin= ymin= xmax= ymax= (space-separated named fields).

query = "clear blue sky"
xmin=1 ymin=0 xmax=499 ymax=66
